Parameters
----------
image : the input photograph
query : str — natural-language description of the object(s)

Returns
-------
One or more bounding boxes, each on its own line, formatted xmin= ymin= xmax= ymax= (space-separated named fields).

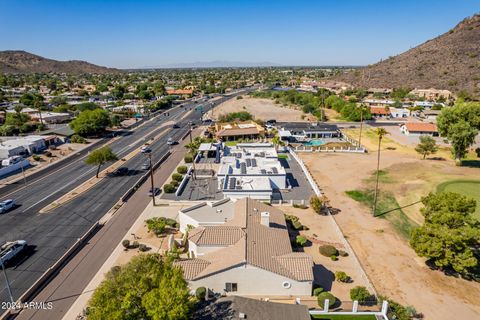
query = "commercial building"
xmin=214 ymin=121 xmax=265 ymax=141
xmin=0 ymin=135 xmax=47 ymax=158
xmin=389 ymin=107 xmax=410 ymax=118
xmin=175 ymin=198 xmax=314 ymax=297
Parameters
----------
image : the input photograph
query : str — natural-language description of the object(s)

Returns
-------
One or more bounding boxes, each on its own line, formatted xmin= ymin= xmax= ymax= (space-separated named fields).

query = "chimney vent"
xmin=260 ymin=212 xmax=270 ymax=227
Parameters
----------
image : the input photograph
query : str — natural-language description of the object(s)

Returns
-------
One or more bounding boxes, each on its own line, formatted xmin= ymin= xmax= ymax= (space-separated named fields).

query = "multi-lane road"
xmin=0 ymin=90 xmax=249 ymax=311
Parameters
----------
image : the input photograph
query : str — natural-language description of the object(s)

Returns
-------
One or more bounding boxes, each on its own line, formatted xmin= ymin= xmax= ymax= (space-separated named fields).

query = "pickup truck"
xmin=0 ymin=199 xmax=15 ymax=214
xmin=0 ymin=240 xmax=27 ymax=266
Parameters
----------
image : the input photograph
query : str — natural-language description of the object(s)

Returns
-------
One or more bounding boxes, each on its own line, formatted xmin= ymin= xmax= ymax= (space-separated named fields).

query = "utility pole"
xmin=20 ymin=160 xmax=27 ymax=186
xmin=189 ymin=124 xmax=197 ymax=180
xmin=148 ymin=153 xmax=156 ymax=206
xmin=358 ymin=106 xmax=364 ymax=147
xmin=1 ymin=262 xmax=14 ymax=303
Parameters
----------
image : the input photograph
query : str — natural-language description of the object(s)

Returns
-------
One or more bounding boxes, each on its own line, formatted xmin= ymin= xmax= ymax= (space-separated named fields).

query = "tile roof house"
xmin=193 ymin=296 xmax=310 ymax=320
xmin=214 ymin=121 xmax=265 ymax=141
xmin=400 ymin=122 xmax=438 ymax=136
xmin=370 ymin=106 xmax=391 ymax=118
xmin=175 ymin=198 xmax=314 ymax=296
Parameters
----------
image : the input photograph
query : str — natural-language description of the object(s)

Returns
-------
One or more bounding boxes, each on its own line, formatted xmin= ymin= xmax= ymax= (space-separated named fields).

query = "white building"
xmin=0 ymin=136 xmax=46 ymax=158
xmin=175 ymin=198 xmax=314 ymax=296
xmin=217 ymin=143 xmax=286 ymax=200
xmin=389 ymin=107 xmax=410 ymax=118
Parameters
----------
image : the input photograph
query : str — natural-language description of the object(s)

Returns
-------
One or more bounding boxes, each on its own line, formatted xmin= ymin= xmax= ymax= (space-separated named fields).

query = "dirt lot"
xmin=206 ymin=96 xmax=316 ymax=122
xmin=299 ymin=144 xmax=480 ymax=319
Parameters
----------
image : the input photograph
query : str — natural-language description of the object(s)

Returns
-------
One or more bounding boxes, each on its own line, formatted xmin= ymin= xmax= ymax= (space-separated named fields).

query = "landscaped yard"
xmin=311 ymin=314 xmax=377 ymax=320
xmin=437 ymin=180 xmax=480 ymax=220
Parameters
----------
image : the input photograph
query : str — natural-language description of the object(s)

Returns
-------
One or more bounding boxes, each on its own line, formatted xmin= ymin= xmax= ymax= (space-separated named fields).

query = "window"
xmin=225 ymin=282 xmax=238 ymax=292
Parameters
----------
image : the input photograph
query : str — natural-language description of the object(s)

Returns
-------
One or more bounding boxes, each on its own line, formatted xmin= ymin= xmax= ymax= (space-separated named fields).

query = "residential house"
xmin=0 ymin=135 xmax=47 ymax=156
xmin=214 ymin=121 xmax=265 ymax=141
xmin=277 ymin=123 xmax=340 ymax=142
xmin=370 ymin=106 xmax=391 ymax=118
xmin=400 ymin=122 xmax=438 ymax=136
xmin=175 ymin=198 xmax=314 ymax=296
xmin=389 ymin=107 xmax=410 ymax=118
xmin=409 ymin=88 xmax=453 ymax=101
xmin=420 ymin=109 xmax=442 ymax=121
xmin=166 ymin=89 xmax=193 ymax=97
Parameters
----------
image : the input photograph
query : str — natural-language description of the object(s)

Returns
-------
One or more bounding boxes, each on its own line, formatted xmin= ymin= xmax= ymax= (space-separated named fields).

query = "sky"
xmin=0 ymin=0 xmax=478 ymax=69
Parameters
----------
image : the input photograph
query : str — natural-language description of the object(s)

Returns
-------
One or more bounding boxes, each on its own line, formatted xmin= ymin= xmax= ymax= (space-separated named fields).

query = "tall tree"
xmin=372 ymin=128 xmax=388 ymax=215
xmin=410 ymin=192 xmax=479 ymax=275
xmin=448 ymin=121 xmax=478 ymax=162
xmin=415 ymin=135 xmax=438 ymax=159
xmin=86 ymin=254 xmax=194 ymax=320
xmin=85 ymin=146 xmax=118 ymax=178
xmin=70 ymin=109 xmax=111 ymax=136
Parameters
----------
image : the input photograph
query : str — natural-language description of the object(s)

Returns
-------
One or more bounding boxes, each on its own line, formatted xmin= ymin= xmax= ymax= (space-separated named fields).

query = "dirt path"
xmin=300 ymin=151 xmax=480 ymax=320
xmin=206 ymin=96 xmax=316 ymax=122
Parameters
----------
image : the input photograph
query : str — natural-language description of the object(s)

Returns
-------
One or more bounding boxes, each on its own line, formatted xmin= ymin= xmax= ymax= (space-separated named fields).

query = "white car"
xmin=0 ymin=199 xmax=15 ymax=214
xmin=167 ymin=138 xmax=175 ymax=145
xmin=0 ymin=240 xmax=27 ymax=266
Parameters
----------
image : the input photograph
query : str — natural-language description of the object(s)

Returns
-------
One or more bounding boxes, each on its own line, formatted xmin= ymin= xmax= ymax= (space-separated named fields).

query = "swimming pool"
xmin=303 ymin=139 xmax=326 ymax=146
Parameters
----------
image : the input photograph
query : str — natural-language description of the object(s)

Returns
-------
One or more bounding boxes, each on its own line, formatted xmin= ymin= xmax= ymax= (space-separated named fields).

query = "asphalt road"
xmin=0 ymin=89 xmax=249 ymax=308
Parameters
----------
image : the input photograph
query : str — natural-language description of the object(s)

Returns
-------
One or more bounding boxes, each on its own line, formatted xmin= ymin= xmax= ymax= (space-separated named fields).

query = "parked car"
xmin=148 ymin=187 xmax=161 ymax=197
xmin=0 ymin=199 xmax=16 ymax=214
xmin=141 ymin=162 xmax=150 ymax=170
xmin=167 ymin=138 xmax=176 ymax=145
xmin=0 ymin=240 xmax=27 ymax=266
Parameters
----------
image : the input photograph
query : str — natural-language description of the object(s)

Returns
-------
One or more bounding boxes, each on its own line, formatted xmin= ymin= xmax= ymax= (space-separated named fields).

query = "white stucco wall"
xmin=188 ymin=264 xmax=312 ymax=296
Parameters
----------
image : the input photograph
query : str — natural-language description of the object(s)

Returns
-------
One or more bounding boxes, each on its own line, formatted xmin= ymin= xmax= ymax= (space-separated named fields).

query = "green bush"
xmin=32 ymin=154 xmax=41 ymax=161
xmin=313 ymin=287 xmax=324 ymax=296
xmin=170 ymin=180 xmax=180 ymax=187
xmin=292 ymin=220 xmax=303 ymax=230
xmin=165 ymin=218 xmax=177 ymax=227
xmin=317 ymin=292 xmax=336 ymax=308
xmin=338 ymin=250 xmax=349 ymax=257
xmin=310 ymin=196 xmax=323 ymax=213
xmin=145 ymin=218 xmax=166 ymax=236
xmin=293 ymin=203 xmax=308 ymax=209
xmin=296 ymin=235 xmax=308 ymax=247
xmin=330 ymin=255 xmax=338 ymax=261
xmin=163 ymin=184 xmax=176 ymax=193
xmin=335 ymin=271 xmax=350 ymax=283
xmin=131 ymin=241 xmax=139 ymax=249
xmin=172 ymin=173 xmax=183 ymax=182
xmin=350 ymin=286 xmax=371 ymax=303
xmin=122 ymin=239 xmax=130 ymax=249
xmin=138 ymin=244 xmax=148 ymax=252
xmin=71 ymin=134 xmax=87 ymax=144
xmin=195 ymin=287 xmax=207 ymax=300
xmin=319 ymin=245 xmax=338 ymax=257
xmin=177 ymin=165 xmax=188 ymax=174
xmin=44 ymin=151 xmax=53 ymax=157
xmin=184 ymin=154 xmax=194 ymax=163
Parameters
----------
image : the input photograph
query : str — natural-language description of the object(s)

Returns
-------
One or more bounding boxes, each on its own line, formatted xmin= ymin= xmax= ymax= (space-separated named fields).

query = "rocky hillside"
xmin=0 ymin=50 xmax=120 ymax=74
xmin=334 ymin=14 xmax=480 ymax=98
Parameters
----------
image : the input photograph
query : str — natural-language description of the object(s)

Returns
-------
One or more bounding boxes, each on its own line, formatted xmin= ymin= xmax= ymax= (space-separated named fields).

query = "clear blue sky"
xmin=0 ymin=0 xmax=478 ymax=68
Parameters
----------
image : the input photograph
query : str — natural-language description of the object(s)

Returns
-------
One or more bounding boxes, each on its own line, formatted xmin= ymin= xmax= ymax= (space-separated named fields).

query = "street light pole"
xmin=189 ymin=125 xmax=197 ymax=181
xmin=1 ymin=262 xmax=14 ymax=304
xmin=358 ymin=106 xmax=364 ymax=147
xmin=148 ymin=153 xmax=156 ymax=206
xmin=20 ymin=161 xmax=27 ymax=186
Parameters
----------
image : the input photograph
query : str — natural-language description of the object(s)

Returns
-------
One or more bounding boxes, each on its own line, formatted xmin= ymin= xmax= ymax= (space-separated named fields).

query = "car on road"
xmin=141 ymin=146 xmax=152 ymax=153
xmin=141 ymin=162 xmax=150 ymax=170
xmin=0 ymin=199 xmax=16 ymax=214
xmin=172 ymin=123 xmax=180 ymax=129
xmin=0 ymin=240 xmax=27 ymax=266
xmin=167 ymin=137 xmax=176 ymax=145
xmin=148 ymin=187 xmax=161 ymax=197
xmin=114 ymin=167 xmax=129 ymax=176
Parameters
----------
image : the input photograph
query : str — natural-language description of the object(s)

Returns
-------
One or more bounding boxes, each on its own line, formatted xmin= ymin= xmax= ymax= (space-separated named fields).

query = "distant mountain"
xmin=333 ymin=14 xmax=480 ymax=98
xmin=146 ymin=60 xmax=283 ymax=69
xmin=0 ymin=50 xmax=120 ymax=74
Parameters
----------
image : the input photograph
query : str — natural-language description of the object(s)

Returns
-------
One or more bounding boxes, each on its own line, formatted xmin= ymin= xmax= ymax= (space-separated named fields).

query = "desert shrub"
xmin=71 ymin=134 xmax=87 ymax=144
xmin=163 ymin=184 xmax=176 ymax=193
xmin=131 ymin=241 xmax=139 ymax=249
xmin=291 ymin=220 xmax=303 ymax=230
xmin=310 ymin=195 xmax=323 ymax=213
xmin=122 ymin=239 xmax=130 ymax=249
xmin=350 ymin=286 xmax=371 ymax=303
xmin=236 ymin=96 xmax=243 ymax=100
xmin=145 ymin=217 xmax=166 ymax=236
xmin=177 ymin=165 xmax=188 ymax=174
xmin=170 ymin=180 xmax=180 ymax=187
xmin=330 ymin=255 xmax=338 ymax=261
xmin=32 ymin=154 xmax=41 ymax=161
xmin=138 ymin=244 xmax=148 ymax=252
xmin=165 ymin=218 xmax=177 ymax=227
xmin=44 ymin=151 xmax=52 ymax=157
xmin=313 ymin=287 xmax=324 ymax=296
xmin=319 ymin=245 xmax=338 ymax=257
xmin=338 ymin=250 xmax=349 ymax=257
xmin=296 ymin=235 xmax=308 ymax=247
xmin=293 ymin=203 xmax=308 ymax=209
xmin=184 ymin=154 xmax=194 ymax=163
xmin=335 ymin=271 xmax=350 ymax=283
xmin=172 ymin=173 xmax=183 ymax=182
xmin=195 ymin=287 xmax=207 ymax=300
xmin=317 ymin=292 xmax=336 ymax=308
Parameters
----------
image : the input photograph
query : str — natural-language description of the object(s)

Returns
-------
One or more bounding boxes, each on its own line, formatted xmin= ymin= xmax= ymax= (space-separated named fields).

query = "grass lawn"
xmin=437 ymin=180 xmax=480 ymax=220
xmin=224 ymin=141 xmax=238 ymax=146
xmin=311 ymin=314 xmax=377 ymax=320
xmin=277 ymin=154 xmax=289 ymax=159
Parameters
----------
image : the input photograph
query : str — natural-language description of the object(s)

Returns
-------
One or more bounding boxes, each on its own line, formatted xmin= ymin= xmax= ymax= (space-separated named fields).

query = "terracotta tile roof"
xmin=174 ymin=259 xmax=210 ymax=279
xmin=216 ymin=127 xmax=262 ymax=137
xmin=188 ymin=226 xmax=245 ymax=246
xmin=403 ymin=122 xmax=438 ymax=133
xmin=370 ymin=106 xmax=390 ymax=115
xmin=166 ymin=89 xmax=193 ymax=95
xmin=178 ymin=198 xmax=313 ymax=282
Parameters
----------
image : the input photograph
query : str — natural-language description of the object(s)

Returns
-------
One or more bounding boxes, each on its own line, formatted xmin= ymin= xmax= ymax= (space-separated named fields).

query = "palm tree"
xmin=372 ymin=128 xmax=389 ymax=216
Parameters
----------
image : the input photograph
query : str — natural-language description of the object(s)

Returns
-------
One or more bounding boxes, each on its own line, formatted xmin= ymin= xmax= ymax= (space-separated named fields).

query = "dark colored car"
xmin=148 ymin=187 xmax=161 ymax=197
xmin=113 ymin=167 xmax=129 ymax=176
xmin=173 ymin=123 xmax=180 ymax=129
